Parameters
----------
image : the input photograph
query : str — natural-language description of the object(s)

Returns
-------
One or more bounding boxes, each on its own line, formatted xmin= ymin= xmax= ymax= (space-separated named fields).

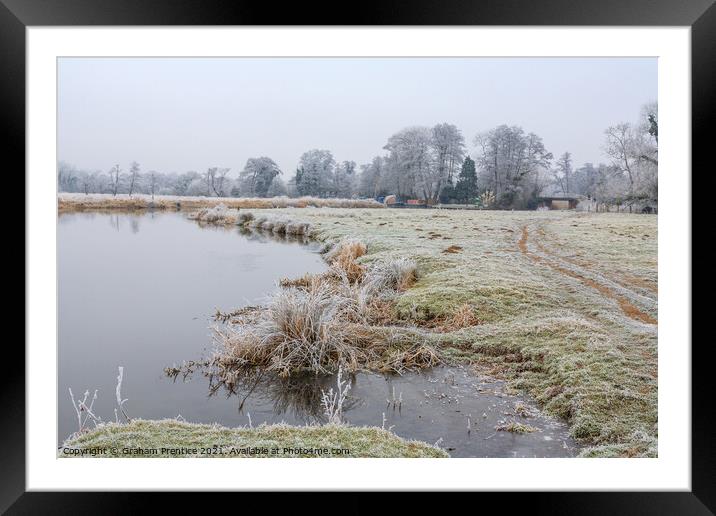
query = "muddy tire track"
xmin=533 ymin=226 xmax=657 ymax=297
xmin=518 ymin=225 xmax=657 ymax=325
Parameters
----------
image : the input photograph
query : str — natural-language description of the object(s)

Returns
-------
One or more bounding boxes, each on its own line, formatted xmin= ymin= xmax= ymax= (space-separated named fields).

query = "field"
xmin=222 ymin=207 xmax=658 ymax=457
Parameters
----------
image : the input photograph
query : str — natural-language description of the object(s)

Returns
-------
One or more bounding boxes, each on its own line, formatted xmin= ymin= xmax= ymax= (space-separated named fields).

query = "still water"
xmin=58 ymin=212 xmax=326 ymax=443
xmin=58 ymin=211 xmax=579 ymax=457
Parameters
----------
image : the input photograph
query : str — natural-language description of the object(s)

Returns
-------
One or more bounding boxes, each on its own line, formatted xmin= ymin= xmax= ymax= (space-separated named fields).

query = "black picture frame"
xmin=6 ymin=0 xmax=709 ymax=512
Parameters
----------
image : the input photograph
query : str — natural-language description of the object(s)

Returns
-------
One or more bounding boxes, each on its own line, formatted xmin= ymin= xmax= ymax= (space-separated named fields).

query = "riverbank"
xmin=61 ymin=419 xmax=448 ymax=458
xmin=195 ymin=206 xmax=657 ymax=458
xmin=58 ymin=199 xmax=658 ymax=457
xmin=58 ymin=193 xmax=383 ymax=213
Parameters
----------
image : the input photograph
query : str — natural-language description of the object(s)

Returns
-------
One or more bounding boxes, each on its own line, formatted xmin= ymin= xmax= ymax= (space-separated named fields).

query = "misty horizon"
xmin=58 ymin=57 xmax=656 ymax=178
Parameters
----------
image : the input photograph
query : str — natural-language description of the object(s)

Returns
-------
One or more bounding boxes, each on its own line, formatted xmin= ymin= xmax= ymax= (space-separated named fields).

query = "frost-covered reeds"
xmin=244 ymin=214 xmax=313 ymax=236
xmin=67 ymin=366 xmax=131 ymax=440
xmin=189 ymin=206 xmax=315 ymax=238
xmin=320 ymin=366 xmax=351 ymax=424
xmin=188 ymin=203 xmax=239 ymax=224
xmin=58 ymin=193 xmax=383 ymax=213
xmin=212 ymin=238 xmax=439 ymax=377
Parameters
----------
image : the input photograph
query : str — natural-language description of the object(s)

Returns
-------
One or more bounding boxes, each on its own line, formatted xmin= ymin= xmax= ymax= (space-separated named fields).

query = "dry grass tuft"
xmin=448 ymin=303 xmax=480 ymax=329
xmin=363 ymin=257 xmax=417 ymax=293
xmin=279 ymin=273 xmax=320 ymax=289
xmin=214 ymin=283 xmax=363 ymax=377
xmin=380 ymin=343 xmax=442 ymax=373
xmin=189 ymin=204 xmax=239 ymax=224
xmin=326 ymin=239 xmax=368 ymax=284
xmin=414 ymin=303 xmax=480 ymax=333
xmin=495 ymin=421 xmax=538 ymax=434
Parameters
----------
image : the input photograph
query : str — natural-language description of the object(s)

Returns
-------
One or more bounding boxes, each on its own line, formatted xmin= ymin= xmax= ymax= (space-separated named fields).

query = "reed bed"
xmin=58 ymin=193 xmax=383 ymax=213
xmin=210 ymin=238 xmax=439 ymax=379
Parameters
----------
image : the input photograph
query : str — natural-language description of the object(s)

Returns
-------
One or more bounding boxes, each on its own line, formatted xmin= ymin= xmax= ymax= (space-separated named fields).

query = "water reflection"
xmin=58 ymin=211 xmax=327 ymax=443
xmin=107 ymin=212 xmax=146 ymax=233
xmin=210 ymin=368 xmax=363 ymax=423
xmin=166 ymin=363 xmax=581 ymax=458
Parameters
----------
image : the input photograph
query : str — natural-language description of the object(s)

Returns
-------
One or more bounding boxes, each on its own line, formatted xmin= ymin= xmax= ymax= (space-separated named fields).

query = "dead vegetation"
xmin=209 ymin=238 xmax=439 ymax=380
xmin=417 ymin=303 xmax=481 ymax=333
xmin=495 ymin=421 xmax=538 ymax=434
xmin=58 ymin=193 xmax=383 ymax=213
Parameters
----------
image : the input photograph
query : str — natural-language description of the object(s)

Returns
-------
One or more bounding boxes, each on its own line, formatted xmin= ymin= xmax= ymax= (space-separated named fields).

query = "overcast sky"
xmin=58 ymin=57 xmax=656 ymax=176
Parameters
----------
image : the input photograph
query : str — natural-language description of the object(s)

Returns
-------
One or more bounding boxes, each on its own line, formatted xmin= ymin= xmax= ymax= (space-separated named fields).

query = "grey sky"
xmin=58 ymin=57 xmax=656 ymax=177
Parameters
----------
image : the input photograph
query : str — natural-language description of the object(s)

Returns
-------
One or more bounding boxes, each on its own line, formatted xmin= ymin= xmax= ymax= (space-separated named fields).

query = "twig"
xmin=116 ymin=366 xmax=131 ymax=422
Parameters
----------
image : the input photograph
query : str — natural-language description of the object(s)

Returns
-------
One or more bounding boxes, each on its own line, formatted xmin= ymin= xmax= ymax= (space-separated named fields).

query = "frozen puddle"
xmin=204 ymin=366 xmax=581 ymax=458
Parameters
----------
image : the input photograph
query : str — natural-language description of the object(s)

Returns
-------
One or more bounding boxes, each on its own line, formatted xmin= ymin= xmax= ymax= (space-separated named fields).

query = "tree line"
xmin=58 ymin=102 xmax=657 ymax=210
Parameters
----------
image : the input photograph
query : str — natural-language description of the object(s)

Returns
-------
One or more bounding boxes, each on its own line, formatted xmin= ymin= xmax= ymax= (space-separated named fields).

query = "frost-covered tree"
xmin=147 ymin=171 xmax=158 ymax=201
xmin=296 ymin=149 xmax=336 ymax=197
xmin=640 ymin=101 xmax=658 ymax=147
xmin=601 ymin=101 xmax=658 ymax=206
xmin=77 ymin=170 xmax=97 ymax=195
xmin=173 ymin=171 xmax=200 ymax=196
xmin=237 ymin=157 xmax=281 ymax=197
xmin=571 ymin=163 xmax=601 ymax=198
xmin=552 ymin=152 xmax=573 ymax=194
xmin=357 ymin=156 xmax=386 ymax=198
xmin=474 ymin=125 xmax=552 ymax=209
xmin=286 ymin=176 xmax=298 ymax=197
xmin=266 ymin=176 xmax=288 ymax=197
xmin=58 ymin=161 xmax=79 ymax=192
xmin=432 ymin=123 xmax=466 ymax=186
xmin=108 ymin=164 xmax=122 ymax=196
xmin=383 ymin=127 xmax=432 ymax=200
xmin=127 ymin=161 xmax=141 ymax=197
xmin=334 ymin=160 xmax=357 ymax=198
xmin=604 ymin=123 xmax=640 ymax=196
xmin=212 ymin=168 xmax=231 ymax=197
xmin=202 ymin=167 xmax=231 ymax=197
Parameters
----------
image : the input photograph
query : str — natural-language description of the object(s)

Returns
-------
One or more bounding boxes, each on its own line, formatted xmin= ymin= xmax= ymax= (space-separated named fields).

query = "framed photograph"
xmin=10 ymin=0 xmax=709 ymax=510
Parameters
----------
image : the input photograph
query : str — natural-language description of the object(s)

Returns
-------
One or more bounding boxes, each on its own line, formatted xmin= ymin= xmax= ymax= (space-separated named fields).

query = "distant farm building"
xmin=537 ymin=194 xmax=584 ymax=210
xmin=383 ymin=195 xmax=428 ymax=208
xmin=536 ymin=185 xmax=586 ymax=210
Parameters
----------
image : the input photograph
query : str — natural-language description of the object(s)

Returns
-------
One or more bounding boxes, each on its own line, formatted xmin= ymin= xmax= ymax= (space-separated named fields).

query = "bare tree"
xmin=334 ymin=161 xmax=357 ymax=198
xmin=553 ymin=152 xmax=573 ymax=194
xmin=604 ymin=123 xmax=640 ymax=196
xmin=431 ymin=123 xmax=466 ymax=186
xmin=474 ymin=125 xmax=552 ymax=208
xmin=357 ymin=156 xmax=386 ymax=198
xmin=148 ymin=170 xmax=158 ymax=201
xmin=109 ymin=164 xmax=122 ymax=196
xmin=78 ymin=171 xmax=96 ymax=195
xmin=127 ymin=161 xmax=141 ymax=197
xmin=210 ymin=167 xmax=230 ymax=197
xmin=383 ymin=127 xmax=432 ymax=200
xmin=58 ymin=161 xmax=78 ymax=192
xmin=203 ymin=168 xmax=214 ymax=196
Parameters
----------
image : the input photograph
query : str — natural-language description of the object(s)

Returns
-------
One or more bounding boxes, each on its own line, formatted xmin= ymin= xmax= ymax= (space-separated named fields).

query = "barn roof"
xmin=537 ymin=193 xmax=585 ymax=201
xmin=537 ymin=184 xmax=585 ymax=200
